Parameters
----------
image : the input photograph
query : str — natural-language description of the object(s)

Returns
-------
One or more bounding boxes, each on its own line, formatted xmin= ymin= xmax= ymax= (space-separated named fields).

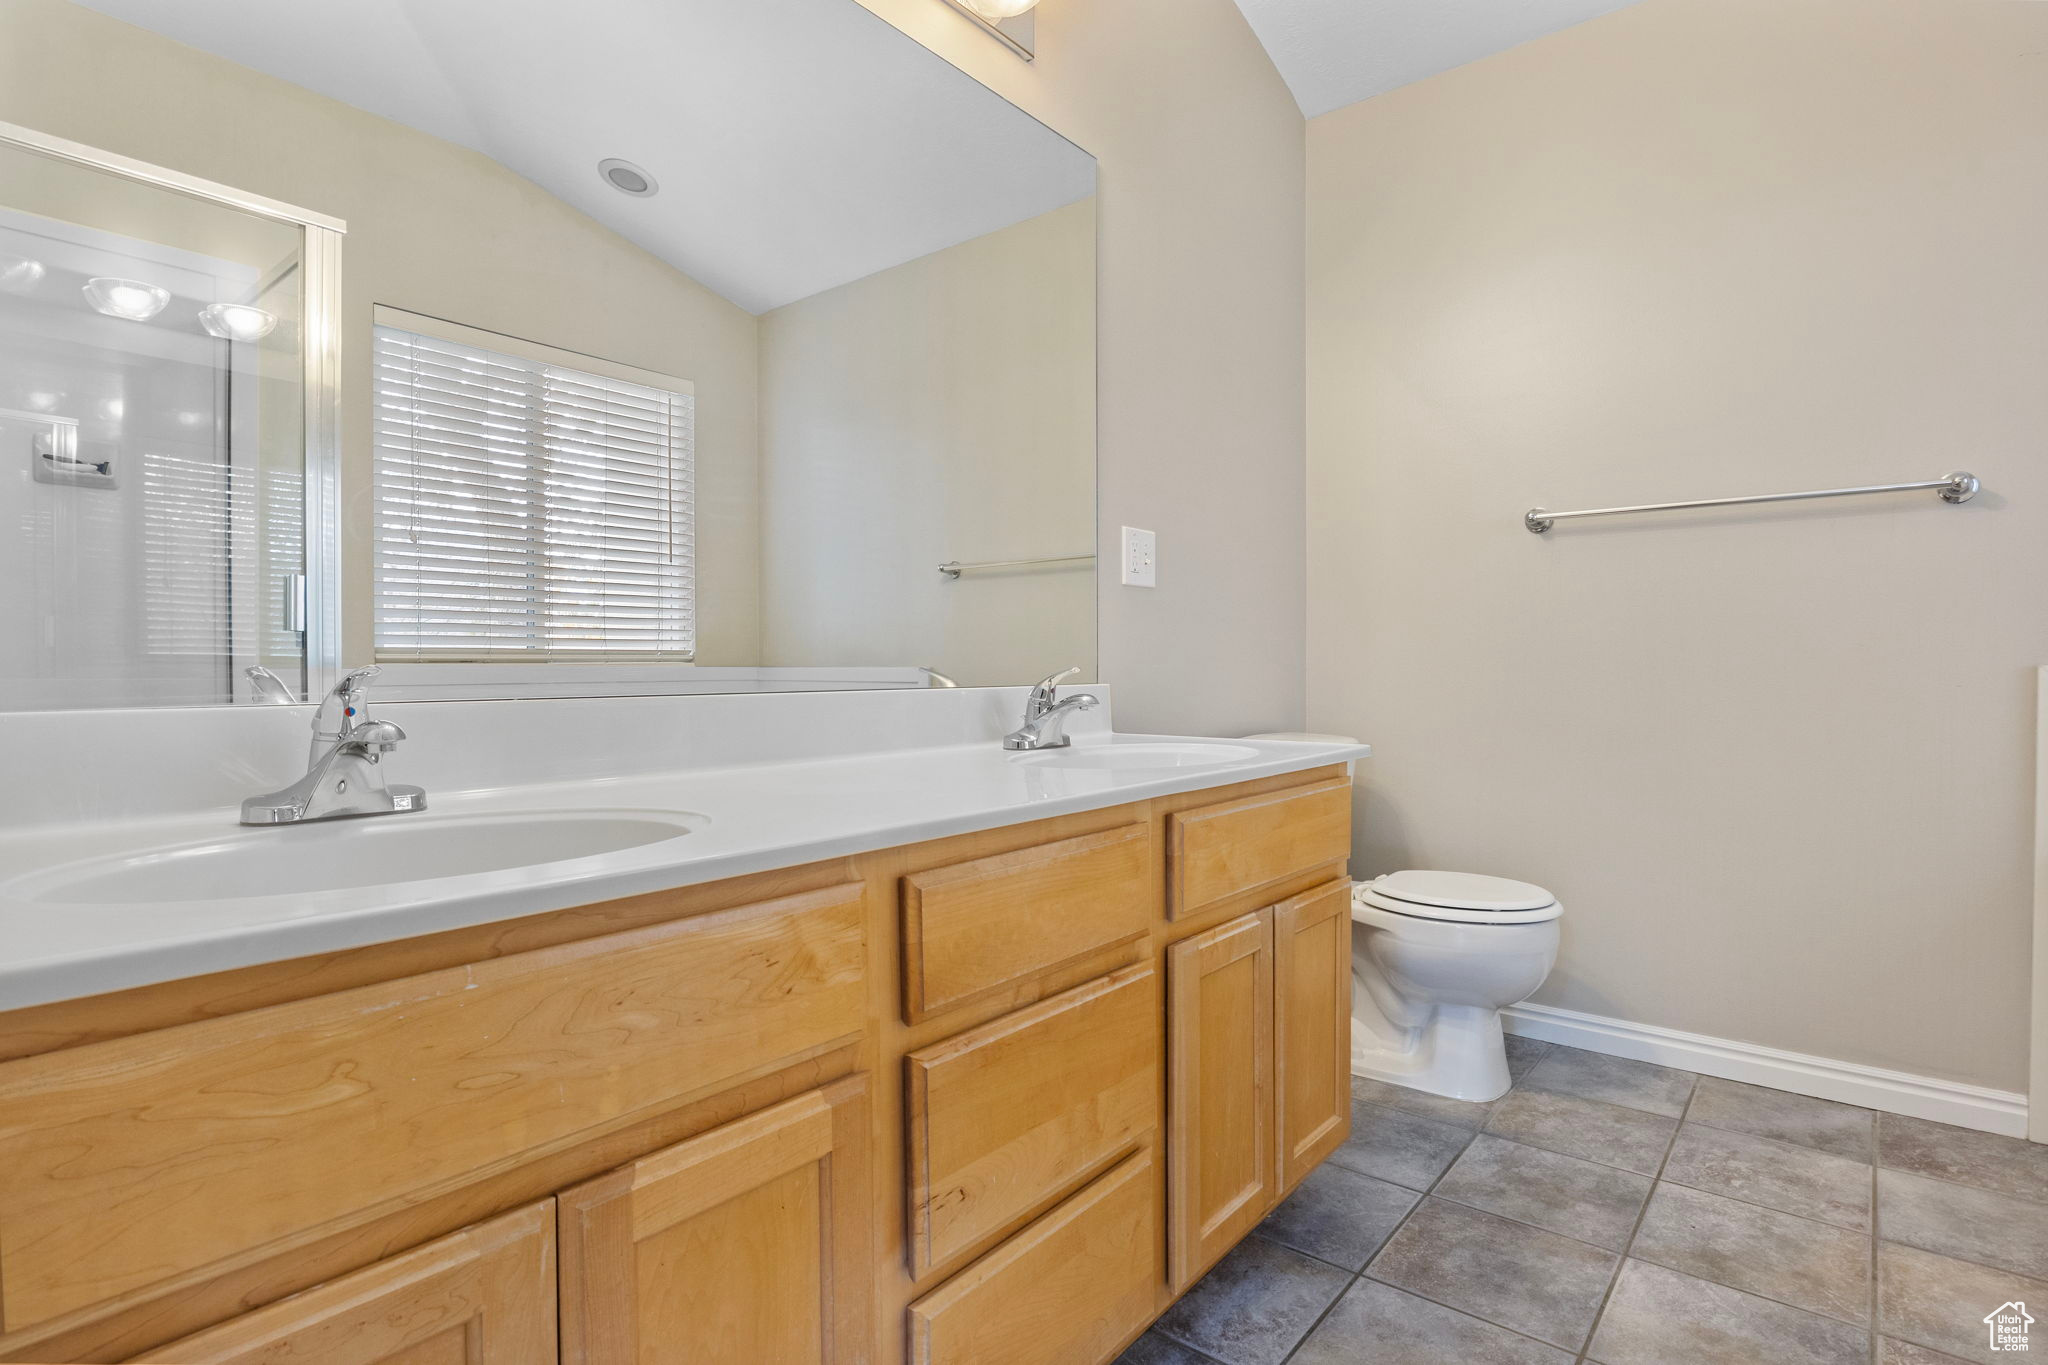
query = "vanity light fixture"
xmin=198 ymin=301 xmax=279 ymax=342
xmin=0 ymin=252 xmax=45 ymax=294
xmin=940 ymin=0 xmax=1037 ymax=59
xmin=82 ymin=276 xmax=170 ymax=321
xmin=598 ymin=158 xmax=658 ymax=198
xmin=958 ymin=0 xmax=1038 ymax=18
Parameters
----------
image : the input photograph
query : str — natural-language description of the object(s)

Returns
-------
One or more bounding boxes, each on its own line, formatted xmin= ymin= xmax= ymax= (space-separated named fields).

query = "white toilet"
xmin=1350 ymin=871 xmax=1562 ymax=1103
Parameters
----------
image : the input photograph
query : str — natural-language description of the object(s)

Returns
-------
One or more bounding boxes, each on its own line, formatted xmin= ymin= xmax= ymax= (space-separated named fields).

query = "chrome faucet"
xmin=241 ymin=666 xmax=428 ymax=825
xmin=1003 ymin=666 xmax=1101 ymax=751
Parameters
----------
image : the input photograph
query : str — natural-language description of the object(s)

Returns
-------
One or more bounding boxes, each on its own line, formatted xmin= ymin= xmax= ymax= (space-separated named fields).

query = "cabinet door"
xmin=140 ymin=1202 xmax=555 ymax=1365
xmin=1274 ymin=880 xmax=1353 ymax=1192
xmin=1165 ymin=910 xmax=1274 ymax=1291
xmin=556 ymin=1076 xmax=874 ymax=1365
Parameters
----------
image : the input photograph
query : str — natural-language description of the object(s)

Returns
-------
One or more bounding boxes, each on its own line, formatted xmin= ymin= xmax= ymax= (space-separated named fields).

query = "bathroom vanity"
xmin=0 ymin=696 xmax=1364 ymax=1364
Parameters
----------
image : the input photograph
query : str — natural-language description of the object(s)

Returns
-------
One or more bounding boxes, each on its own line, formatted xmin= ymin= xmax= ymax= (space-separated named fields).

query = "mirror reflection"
xmin=0 ymin=0 xmax=1096 ymax=708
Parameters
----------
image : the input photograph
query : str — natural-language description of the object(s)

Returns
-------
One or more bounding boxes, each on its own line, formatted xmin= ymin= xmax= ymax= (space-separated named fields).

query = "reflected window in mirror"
xmin=370 ymin=309 xmax=695 ymax=666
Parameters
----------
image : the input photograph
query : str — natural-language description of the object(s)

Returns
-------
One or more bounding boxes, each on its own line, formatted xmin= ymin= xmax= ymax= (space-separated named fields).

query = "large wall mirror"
xmin=0 ymin=0 xmax=1097 ymax=709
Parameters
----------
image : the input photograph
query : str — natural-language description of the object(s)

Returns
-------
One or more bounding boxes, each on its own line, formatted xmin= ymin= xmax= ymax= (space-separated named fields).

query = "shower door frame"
xmin=0 ymin=118 xmax=347 ymax=700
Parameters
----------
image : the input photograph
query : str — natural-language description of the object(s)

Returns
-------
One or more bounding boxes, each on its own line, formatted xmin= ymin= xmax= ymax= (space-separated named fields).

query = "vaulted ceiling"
xmin=70 ymin=0 xmax=1094 ymax=314
xmin=1230 ymin=0 xmax=1641 ymax=118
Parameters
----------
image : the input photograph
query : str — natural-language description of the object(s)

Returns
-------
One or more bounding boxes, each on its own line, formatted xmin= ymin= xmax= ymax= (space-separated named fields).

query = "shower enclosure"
xmin=0 ymin=124 xmax=338 ymax=709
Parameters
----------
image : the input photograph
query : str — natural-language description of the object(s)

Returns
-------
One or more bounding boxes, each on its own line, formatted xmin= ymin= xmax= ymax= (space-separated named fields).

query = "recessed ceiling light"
xmin=598 ymin=158 xmax=657 ymax=198
xmin=82 ymin=276 xmax=170 ymax=321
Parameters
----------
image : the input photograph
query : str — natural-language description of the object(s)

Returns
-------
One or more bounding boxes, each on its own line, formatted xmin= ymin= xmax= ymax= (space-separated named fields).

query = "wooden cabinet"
xmin=1166 ymin=910 xmax=1275 ymax=1290
xmin=905 ymin=964 xmax=1158 ymax=1275
xmin=556 ymin=1077 xmax=873 ymax=1365
xmin=0 ymin=764 xmax=1354 ymax=1365
xmin=1274 ymin=880 xmax=1354 ymax=1191
xmin=141 ymin=1202 xmax=557 ymax=1365
xmin=1166 ymin=777 xmax=1351 ymax=920
xmin=906 ymin=1150 xmax=1158 ymax=1365
xmin=900 ymin=823 xmax=1151 ymax=1022
xmin=1166 ymin=878 xmax=1354 ymax=1290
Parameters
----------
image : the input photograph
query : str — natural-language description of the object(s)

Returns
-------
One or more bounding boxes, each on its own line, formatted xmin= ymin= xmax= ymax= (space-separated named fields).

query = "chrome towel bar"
xmin=1525 ymin=471 xmax=1979 ymax=534
xmin=938 ymin=553 xmax=1096 ymax=578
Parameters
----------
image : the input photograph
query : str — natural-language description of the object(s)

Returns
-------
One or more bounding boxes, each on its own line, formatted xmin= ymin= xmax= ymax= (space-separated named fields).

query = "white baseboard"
xmin=1501 ymin=1002 xmax=2030 ymax=1140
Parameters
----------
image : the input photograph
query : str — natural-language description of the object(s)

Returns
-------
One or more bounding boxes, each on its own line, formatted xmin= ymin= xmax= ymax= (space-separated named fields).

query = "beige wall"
xmin=759 ymin=201 xmax=1094 ymax=686
xmin=858 ymin=0 xmax=1308 ymax=734
xmin=1307 ymin=0 xmax=2048 ymax=1090
xmin=0 ymin=0 xmax=765 ymax=666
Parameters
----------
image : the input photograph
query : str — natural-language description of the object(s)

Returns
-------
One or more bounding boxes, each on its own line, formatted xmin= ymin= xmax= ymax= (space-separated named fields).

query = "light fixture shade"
xmin=198 ymin=301 xmax=279 ymax=341
xmin=82 ymin=276 xmax=170 ymax=321
xmin=958 ymin=0 xmax=1038 ymax=18
xmin=0 ymin=253 xmax=45 ymax=295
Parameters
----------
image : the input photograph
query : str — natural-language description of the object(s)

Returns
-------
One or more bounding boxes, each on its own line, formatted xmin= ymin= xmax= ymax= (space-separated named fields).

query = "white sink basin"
xmin=1015 ymin=742 xmax=1261 ymax=772
xmin=18 ymin=808 xmax=705 ymax=904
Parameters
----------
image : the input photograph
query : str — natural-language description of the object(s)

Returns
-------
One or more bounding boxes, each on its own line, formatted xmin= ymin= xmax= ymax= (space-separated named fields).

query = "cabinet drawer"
xmin=901 ymin=823 xmax=1150 ymax=1021
xmin=1166 ymin=777 xmax=1351 ymax=920
xmin=907 ymin=1149 xmax=1158 ymax=1365
xmin=140 ymin=1202 xmax=557 ymax=1364
xmin=906 ymin=964 xmax=1158 ymax=1275
xmin=0 ymin=883 xmax=868 ymax=1332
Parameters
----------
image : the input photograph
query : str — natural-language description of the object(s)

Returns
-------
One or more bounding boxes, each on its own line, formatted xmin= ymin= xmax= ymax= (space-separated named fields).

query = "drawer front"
xmin=142 ymin=1202 xmax=557 ymax=1365
xmin=906 ymin=964 xmax=1158 ymax=1275
xmin=0 ymin=883 xmax=868 ymax=1332
xmin=902 ymin=823 xmax=1150 ymax=1021
xmin=1166 ymin=777 xmax=1351 ymax=920
xmin=907 ymin=1149 xmax=1158 ymax=1365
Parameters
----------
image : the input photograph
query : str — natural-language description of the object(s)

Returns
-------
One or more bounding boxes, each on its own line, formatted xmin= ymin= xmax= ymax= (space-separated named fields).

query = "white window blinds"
xmin=372 ymin=318 xmax=695 ymax=662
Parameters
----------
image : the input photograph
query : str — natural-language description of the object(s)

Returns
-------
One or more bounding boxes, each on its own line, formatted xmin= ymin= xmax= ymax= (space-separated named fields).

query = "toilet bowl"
xmin=1351 ymin=870 xmax=1561 ymax=1103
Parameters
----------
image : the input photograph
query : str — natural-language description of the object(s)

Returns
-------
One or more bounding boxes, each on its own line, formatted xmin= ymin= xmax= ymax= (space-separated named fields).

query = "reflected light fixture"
xmin=198 ymin=301 xmax=279 ymax=342
xmin=0 ymin=253 xmax=45 ymax=294
xmin=598 ymin=158 xmax=658 ymax=198
xmin=958 ymin=0 xmax=1038 ymax=16
xmin=82 ymin=276 xmax=170 ymax=321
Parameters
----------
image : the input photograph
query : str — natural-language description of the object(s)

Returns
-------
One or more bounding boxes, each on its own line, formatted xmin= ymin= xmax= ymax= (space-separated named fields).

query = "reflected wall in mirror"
xmin=0 ymin=0 xmax=1096 ymax=708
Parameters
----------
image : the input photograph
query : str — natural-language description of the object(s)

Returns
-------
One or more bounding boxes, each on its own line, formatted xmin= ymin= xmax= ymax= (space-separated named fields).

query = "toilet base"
xmin=1350 ymin=1003 xmax=1513 ymax=1103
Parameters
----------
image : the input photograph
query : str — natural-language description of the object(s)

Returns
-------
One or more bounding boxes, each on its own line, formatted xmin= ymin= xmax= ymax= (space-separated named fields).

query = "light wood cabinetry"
xmin=0 ymin=764 xmax=1353 ymax=1365
xmin=142 ymin=1203 xmax=558 ymax=1365
xmin=906 ymin=1150 xmax=1158 ymax=1365
xmin=557 ymin=1077 xmax=873 ymax=1365
xmin=1274 ymin=880 xmax=1354 ymax=1191
xmin=905 ymin=963 xmax=1158 ymax=1275
xmin=900 ymin=822 xmax=1150 ymax=1021
xmin=1166 ymin=911 xmax=1275 ymax=1290
xmin=1166 ymin=777 xmax=1351 ymax=920
xmin=1164 ymin=876 xmax=1355 ymax=1291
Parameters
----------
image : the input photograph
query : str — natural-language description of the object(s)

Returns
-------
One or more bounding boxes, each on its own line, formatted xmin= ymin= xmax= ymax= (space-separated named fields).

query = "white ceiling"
xmin=1231 ymin=0 xmax=1640 ymax=118
xmin=73 ymin=0 xmax=1095 ymax=314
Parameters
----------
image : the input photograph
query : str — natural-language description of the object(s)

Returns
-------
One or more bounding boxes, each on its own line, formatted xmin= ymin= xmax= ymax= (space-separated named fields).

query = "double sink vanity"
xmin=0 ymin=687 xmax=1367 ymax=1364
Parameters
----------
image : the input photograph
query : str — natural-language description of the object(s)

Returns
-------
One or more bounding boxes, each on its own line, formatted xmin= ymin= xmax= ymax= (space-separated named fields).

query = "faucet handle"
xmin=313 ymin=666 xmax=385 ymax=739
xmin=1028 ymin=666 xmax=1082 ymax=713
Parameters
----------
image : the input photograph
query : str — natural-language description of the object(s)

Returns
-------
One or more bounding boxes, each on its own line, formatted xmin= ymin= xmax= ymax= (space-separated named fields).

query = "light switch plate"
xmin=1121 ymin=526 xmax=1156 ymax=588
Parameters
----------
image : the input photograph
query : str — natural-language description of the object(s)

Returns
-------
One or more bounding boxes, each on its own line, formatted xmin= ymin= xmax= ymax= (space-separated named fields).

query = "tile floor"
xmin=1121 ymin=1037 xmax=2048 ymax=1365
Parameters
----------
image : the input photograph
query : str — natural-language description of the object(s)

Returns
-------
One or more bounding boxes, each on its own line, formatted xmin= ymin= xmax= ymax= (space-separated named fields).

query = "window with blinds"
xmin=372 ymin=317 xmax=695 ymax=663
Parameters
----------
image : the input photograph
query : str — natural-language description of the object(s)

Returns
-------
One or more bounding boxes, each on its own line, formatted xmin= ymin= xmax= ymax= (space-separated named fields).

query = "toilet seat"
xmin=1354 ymin=871 xmax=1563 ymax=926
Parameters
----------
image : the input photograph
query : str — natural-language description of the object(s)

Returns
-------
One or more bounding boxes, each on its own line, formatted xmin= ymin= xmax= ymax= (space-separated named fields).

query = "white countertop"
xmin=0 ymin=725 xmax=1365 ymax=1011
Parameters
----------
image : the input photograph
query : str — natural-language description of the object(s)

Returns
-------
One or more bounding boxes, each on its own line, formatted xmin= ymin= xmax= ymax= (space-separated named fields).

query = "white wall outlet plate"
xmin=1121 ymin=526 xmax=1156 ymax=588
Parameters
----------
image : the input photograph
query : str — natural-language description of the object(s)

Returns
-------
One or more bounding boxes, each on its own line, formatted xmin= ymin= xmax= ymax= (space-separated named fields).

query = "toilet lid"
xmin=1368 ymin=870 xmax=1557 ymax=912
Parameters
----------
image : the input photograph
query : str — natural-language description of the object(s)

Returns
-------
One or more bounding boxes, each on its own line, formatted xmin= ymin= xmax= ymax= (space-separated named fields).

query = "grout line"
xmin=1274 ymin=1086 xmax=1489 ymax=1365
xmin=1869 ymin=1152 xmax=1881 ymax=1365
xmin=1574 ymin=1071 xmax=1699 ymax=1362
xmin=1653 ymin=1170 xmax=1871 ymax=1235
